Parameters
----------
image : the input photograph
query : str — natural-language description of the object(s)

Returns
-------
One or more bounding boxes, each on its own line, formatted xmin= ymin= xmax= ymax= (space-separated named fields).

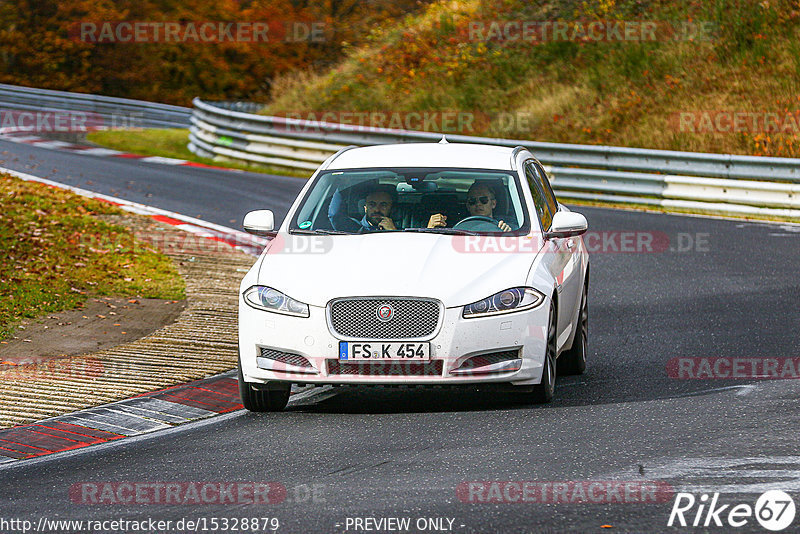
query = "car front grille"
xmin=259 ymin=347 xmax=312 ymax=369
xmin=327 ymin=359 xmax=444 ymax=377
xmin=328 ymin=298 xmax=440 ymax=339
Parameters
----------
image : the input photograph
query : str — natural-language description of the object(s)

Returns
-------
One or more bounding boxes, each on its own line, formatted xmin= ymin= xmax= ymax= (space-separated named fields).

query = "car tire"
xmin=238 ymin=363 xmax=291 ymax=412
xmin=559 ymin=285 xmax=587 ymax=376
xmin=530 ymin=304 xmax=557 ymax=404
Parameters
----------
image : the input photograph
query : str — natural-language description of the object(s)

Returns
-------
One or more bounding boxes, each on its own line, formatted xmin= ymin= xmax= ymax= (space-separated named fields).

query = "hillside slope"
xmin=265 ymin=0 xmax=800 ymax=157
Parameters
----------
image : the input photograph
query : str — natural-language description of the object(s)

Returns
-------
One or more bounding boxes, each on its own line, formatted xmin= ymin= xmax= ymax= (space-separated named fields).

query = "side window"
xmin=524 ymin=162 xmax=553 ymax=230
xmin=531 ymin=162 xmax=558 ymax=215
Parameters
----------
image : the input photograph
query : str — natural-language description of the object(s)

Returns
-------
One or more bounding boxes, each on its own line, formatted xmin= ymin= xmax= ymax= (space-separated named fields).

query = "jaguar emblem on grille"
xmin=376 ymin=304 xmax=394 ymax=322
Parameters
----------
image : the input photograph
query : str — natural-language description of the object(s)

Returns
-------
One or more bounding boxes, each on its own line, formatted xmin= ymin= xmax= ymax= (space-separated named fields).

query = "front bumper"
xmin=238 ymin=297 xmax=550 ymax=386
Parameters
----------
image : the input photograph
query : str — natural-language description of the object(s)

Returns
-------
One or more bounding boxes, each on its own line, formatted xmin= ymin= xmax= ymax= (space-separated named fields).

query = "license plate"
xmin=339 ymin=341 xmax=430 ymax=361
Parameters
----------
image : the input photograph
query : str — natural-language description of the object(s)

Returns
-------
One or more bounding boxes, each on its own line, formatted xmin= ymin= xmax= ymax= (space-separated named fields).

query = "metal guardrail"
xmin=0 ymin=83 xmax=796 ymax=219
xmin=188 ymin=99 xmax=800 ymax=218
xmin=0 ymin=83 xmax=191 ymax=129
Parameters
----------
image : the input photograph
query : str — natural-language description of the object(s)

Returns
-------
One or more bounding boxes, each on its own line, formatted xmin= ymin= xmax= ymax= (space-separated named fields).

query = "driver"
xmin=328 ymin=184 xmax=398 ymax=232
xmin=427 ymin=182 xmax=511 ymax=232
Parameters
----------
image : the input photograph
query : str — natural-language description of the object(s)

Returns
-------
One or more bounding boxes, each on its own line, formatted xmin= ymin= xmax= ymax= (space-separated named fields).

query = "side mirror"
xmin=243 ymin=210 xmax=275 ymax=236
xmin=546 ymin=211 xmax=587 ymax=239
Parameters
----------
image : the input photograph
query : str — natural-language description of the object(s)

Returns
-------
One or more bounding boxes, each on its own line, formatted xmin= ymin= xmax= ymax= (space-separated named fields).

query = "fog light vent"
xmin=259 ymin=347 xmax=312 ymax=369
xmin=451 ymin=350 xmax=521 ymax=376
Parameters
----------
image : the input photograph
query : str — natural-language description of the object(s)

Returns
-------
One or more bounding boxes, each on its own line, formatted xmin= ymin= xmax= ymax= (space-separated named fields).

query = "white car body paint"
xmin=238 ymin=143 xmax=589 ymax=387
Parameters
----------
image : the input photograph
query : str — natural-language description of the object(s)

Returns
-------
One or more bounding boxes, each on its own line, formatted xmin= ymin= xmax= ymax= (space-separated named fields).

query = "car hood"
xmin=256 ymin=232 xmax=543 ymax=307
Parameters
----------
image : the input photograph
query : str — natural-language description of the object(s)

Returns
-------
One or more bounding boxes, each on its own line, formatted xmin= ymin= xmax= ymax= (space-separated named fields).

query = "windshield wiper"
xmin=288 ymin=228 xmax=350 ymax=235
xmin=403 ymin=227 xmax=479 ymax=236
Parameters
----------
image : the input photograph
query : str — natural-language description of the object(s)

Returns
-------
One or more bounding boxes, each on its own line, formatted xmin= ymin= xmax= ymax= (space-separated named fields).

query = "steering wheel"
xmin=453 ymin=215 xmax=503 ymax=232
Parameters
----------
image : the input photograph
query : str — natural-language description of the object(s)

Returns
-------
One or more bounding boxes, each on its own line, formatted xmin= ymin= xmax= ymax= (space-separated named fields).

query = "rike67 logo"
xmin=668 ymin=490 xmax=796 ymax=531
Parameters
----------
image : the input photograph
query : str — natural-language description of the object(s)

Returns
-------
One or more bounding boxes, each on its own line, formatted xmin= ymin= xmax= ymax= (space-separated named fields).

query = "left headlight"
xmin=463 ymin=287 xmax=545 ymax=318
xmin=243 ymin=286 xmax=310 ymax=317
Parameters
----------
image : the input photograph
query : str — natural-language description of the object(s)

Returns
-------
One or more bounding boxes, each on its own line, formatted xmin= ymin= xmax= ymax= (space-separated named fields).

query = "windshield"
xmin=290 ymin=167 xmax=530 ymax=235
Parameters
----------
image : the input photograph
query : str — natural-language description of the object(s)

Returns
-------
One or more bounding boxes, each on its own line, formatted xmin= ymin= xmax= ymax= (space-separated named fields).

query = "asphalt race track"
xmin=2 ymin=138 xmax=800 ymax=533
xmin=0 ymin=138 xmax=304 ymax=228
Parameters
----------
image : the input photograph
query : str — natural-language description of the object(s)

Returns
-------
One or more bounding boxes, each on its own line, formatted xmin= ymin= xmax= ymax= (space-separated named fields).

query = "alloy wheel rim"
xmin=579 ymin=292 xmax=588 ymax=362
xmin=547 ymin=307 xmax=556 ymax=391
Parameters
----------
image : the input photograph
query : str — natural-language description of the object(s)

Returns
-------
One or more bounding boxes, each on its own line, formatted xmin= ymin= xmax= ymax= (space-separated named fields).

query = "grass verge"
xmin=86 ymin=129 xmax=309 ymax=178
xmin=0 ymin=173 xmax=185 ymax=341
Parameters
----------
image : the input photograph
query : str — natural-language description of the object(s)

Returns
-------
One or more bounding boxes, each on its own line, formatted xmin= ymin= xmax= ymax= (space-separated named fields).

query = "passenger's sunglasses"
xmin=467 ymin=196 xmax=491 ymax=206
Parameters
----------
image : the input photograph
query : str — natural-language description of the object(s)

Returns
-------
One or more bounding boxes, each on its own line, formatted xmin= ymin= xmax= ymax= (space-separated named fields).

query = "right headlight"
xmin=243 ymin=286 xmax=310 ymax=317
xmin=462 ymin=287 xmax=545 ymax=318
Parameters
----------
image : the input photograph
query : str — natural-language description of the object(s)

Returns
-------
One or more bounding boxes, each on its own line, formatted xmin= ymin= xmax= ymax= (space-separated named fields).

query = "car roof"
xmin=326 ymin=143 xmax=519 ymax=171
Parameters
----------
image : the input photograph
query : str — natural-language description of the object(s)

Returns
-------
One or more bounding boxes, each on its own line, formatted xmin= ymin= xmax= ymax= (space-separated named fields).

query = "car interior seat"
xmin=421 ymin=193 xmax=464 ymax=226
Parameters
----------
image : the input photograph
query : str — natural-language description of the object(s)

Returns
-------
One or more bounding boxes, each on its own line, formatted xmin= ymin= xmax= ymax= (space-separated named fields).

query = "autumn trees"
xmin=0 ymin=0 xmax=424 ymax=105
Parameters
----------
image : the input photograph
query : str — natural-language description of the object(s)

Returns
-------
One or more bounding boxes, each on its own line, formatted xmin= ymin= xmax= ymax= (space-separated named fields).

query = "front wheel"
xmin=559 ymin=286 xmax=587 ymax=376
xmin=529 ymin=304 xmax=557 ymax=404
xmin=238 ymin=363 xmax=291 ymax=412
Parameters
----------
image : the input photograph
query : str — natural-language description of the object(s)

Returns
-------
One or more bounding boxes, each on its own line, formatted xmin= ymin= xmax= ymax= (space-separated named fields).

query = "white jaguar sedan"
xmin=237 ymin=142 xmax=589 ymax=411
